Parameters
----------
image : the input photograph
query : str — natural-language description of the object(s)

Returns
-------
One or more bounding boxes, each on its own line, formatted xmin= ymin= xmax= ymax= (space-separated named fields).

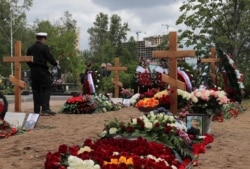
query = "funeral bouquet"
xmin=120 ymin=88 xmax=134 ymax=99
xmin=62 ymin=95 xmax=97 ymax=114
xmin=45 ymin=137 xmax=187 ymax=169
xmin=102 ymin=112 xmax=193 ymax=159
xmin=189 ymin=88 xmax=229 ymax=116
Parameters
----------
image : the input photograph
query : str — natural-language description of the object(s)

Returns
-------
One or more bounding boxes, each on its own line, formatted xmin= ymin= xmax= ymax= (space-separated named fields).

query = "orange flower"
xmin=135 ymin=98 xmax=159 ymax=108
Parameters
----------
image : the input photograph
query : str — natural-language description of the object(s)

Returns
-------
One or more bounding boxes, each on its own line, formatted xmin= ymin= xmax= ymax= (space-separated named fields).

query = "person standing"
xmin=26 ymin=32 xmax=58 ymax=115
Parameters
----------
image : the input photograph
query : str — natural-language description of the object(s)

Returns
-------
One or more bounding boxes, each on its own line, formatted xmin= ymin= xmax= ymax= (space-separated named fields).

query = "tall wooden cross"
xmin=107 ymin=57 xmax=127 ymax=98
xmin=3 ymin=41 xmax=33 ymax=112
xmin=200 ymin=48 xmax=220 ymax=83
xmin=153 ymin=32 xmax=196 ymax=114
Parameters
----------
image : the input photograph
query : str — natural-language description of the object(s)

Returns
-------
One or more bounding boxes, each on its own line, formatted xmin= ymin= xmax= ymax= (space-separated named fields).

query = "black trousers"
xmin=30 ymin=67 xmax=52 ymax=113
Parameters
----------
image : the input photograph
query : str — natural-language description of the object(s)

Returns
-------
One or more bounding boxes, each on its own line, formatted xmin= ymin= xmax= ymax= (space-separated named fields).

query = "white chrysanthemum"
xmin=145 ymin=121 xmax=153 ymax=129
xmin=68 ymin=156 xmax=100 ymax=169
xmin=78 ymin=146 xmax=92 ymax=154
xmin=131 ymin=118 xmax=137 ymax=125
xmin=109 ymin=127 xmax=118 ymax=135
xmin=156 ymin=113 xmax=164 ymax=119
xmin=228 ymin=58 xmax=235 ymax=65
xmin=112 ymin=152 xmax=119 ymax=156
xmin=191 ymin=96 xmax=198 ymax=103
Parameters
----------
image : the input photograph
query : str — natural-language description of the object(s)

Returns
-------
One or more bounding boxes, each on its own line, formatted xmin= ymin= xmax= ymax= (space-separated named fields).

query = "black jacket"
xmin=26 ymin=41 xmax=57 ymax=69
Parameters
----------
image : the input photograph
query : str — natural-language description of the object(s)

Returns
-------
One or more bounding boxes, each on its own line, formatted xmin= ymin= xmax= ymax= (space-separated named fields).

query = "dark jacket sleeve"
xmin=44 ymin=45 xmax=57 ymax=66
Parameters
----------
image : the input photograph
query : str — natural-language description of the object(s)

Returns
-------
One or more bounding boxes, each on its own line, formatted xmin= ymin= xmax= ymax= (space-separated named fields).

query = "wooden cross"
xmin=3 ymin=41 xmax=33 ymax=112
xmin=107 ymin=57 xmax=127 ymax=98
xmin=153 ymin=32 xmax=196 ymax=114
xmin=200 ymin=48 xmax=220 ymax=83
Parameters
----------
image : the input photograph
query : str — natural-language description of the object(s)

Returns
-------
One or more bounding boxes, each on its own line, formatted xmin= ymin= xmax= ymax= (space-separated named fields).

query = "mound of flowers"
xmin=45 ymin=112 xmax=214 ymax=169
xmin=0 ymin=119 xmax=18 ymax=139
xmin=102 ymin=112 xmax=193 ymax=159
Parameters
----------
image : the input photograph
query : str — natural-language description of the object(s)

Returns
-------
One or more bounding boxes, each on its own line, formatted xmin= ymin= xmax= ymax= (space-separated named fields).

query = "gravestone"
xmin=3 ymin=41 xmax=33 ymax=112
xmin=153 ymin=32 xmax=196 ymax=114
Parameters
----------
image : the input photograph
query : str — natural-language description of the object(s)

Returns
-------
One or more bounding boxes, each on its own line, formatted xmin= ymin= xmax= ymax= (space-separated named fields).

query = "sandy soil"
xmin=0 ymin=100 xmax=250 ymax=169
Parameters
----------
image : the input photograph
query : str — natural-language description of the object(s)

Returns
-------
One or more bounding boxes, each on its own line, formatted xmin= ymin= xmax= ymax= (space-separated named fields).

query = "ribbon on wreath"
xmin=178 ymin=69 xmax=192 ymax=92
xmin=87 ymin=71 xmax=95 ymax=94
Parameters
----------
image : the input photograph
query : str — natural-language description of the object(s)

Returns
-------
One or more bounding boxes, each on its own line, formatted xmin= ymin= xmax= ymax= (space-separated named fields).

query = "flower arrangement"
xmin=120 ymin=88 xmax=134 ymax=99
xmin=177 ymin=89 xmax=191 ymax=109
xmin=154 ymin=90 xmax=171 ymax=108
xmin=189 ymin=88 xmax=229 ymax=116
xmin=213 ymin=101 xmax=246 ymax=122
xmin=93 ymin=94 xmax=124 ymax=112
xmin=135 ymin=98 xmax=159 ymax=112
xmin=217 ymin=49 xmax=244 ymax=102
xmin=45 ymin=137 xmax=187 ymax=169
xmin=63 ymin=95 xmax=97 ymax=114
xmin=0 ymin=119 xmax=17 ymax=139
xmin=102 ymin=112 xmax=193 ymax=159
xmin=139 ymin=88 xmax=159 ymax=99
xmin=44 ymin=113 xmax=215 ymax=169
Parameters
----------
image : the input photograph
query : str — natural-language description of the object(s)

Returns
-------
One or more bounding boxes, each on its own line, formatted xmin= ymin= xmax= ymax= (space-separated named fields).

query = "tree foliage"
xmin=0 ymin=0 xmax=33 ymax=76
xmin=176 ymin=0 xmax=250 ymax=59
xmin=87 ymin=12 xmax=130 ymax=63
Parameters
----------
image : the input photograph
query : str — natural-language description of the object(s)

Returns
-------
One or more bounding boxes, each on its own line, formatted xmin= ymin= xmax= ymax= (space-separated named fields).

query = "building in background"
xmin=123 ymin=35 xmax=166 ymax=60
xmin=75 ymin=27 xmax=80 ymax=51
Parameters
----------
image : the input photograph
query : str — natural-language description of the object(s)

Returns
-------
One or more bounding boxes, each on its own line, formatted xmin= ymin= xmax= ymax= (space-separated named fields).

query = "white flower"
xmin=109 ymin=127 xmax=118 ymax=134
xmin=68 ymin=156 xmax=100 ymax=169
xmin=78 ymin=146 xmax=92 ymax=154
xmin=131 ymin=118 xmax=137 ymax=125
xmin=144 ymin=121 xmax=153 ymax=129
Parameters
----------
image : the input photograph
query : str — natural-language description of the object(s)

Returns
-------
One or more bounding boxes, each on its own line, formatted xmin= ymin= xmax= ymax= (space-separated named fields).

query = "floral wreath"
xmin=217 ymin=49 xmax=244 ymax=102
xmin=0 ymin=93 xmax=8 ymax=119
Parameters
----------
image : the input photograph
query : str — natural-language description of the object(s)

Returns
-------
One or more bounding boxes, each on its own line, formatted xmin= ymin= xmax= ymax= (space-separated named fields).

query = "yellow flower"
xmin=154 ymin=90 xmax=168 ymax=98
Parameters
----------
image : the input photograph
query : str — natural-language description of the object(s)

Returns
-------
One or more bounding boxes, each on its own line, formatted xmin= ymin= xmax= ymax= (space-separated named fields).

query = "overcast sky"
xmin=26 ymin=0 xmax=185 ymax=51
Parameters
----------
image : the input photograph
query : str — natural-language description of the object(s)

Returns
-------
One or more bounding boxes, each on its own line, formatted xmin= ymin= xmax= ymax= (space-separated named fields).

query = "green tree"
xmin=87 ymin=12 xmax=130 ymax=63
xmin=176 ymin=0 xmax=250 ymax=59
xmin=0 ymin=0 xmax=33 ymax=77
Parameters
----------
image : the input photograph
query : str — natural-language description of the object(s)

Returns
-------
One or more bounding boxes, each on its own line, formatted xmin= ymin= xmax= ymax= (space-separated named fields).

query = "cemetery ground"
xmin=0 ymin=99 xmax=250 ymax=169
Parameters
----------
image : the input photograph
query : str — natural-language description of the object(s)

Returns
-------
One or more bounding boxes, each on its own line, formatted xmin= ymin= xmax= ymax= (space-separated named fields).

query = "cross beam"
xmin=200 ymin=48 xmax=219 ymax=83
xmin=153 ymin=32 xmax=196 ymax=114
xmin=3 ymin=41 xmax=33 ymax=112
xmin=107 ymin=57 xmax=127 ymax=98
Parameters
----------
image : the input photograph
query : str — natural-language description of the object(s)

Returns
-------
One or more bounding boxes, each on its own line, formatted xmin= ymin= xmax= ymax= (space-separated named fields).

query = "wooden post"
xmin=200 ymin=48 xmax=220 ymax=83
xmin=152 ymin=32 xmax=196 ymax=114
xmin=107 ymin=57 xmax=127 ymax=98
xmin=3 ymin=41 xmax=33 ymax=112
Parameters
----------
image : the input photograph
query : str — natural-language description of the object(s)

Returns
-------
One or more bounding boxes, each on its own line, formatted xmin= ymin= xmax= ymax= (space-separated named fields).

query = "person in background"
xmin=26 ymin=32 xmax=58 ymax=115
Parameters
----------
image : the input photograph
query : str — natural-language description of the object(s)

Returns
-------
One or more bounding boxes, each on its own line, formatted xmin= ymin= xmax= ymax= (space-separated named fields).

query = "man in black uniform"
xmin=26 ymin=32 xmax=58 ymax=115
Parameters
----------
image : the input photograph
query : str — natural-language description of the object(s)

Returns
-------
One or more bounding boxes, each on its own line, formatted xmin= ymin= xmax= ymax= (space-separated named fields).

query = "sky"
xmin=26 ymin=0 xmax=185 ymax=51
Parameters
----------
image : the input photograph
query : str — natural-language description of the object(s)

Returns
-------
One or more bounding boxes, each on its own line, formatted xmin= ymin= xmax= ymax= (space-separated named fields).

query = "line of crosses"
xmin=200 ymin=48 xmax=220 ymax=83
xmin=3 ymin=41 xmax=33 ymax=112
xmin=153 ymin=31 xmax=196 ymax=114
xmin=107 ymin=57 xmax=127 ymax=98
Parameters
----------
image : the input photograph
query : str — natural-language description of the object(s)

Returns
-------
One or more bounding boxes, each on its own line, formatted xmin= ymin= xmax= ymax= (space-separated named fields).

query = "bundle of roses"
xmin=62 ymin=95 xmax=97 ymax=114
xmin=63 ymin=94 xmax=123 ymax=114
xmin=153 ymin=90 xmax=171 ymax=109
xmin=139 ymin=88 xmax=159 ymax=99
xmin=189 ymin=88 xmax=229 ymax=116
xmin=45 ymin=137 xmax=188 ymax=169
xmin=101 ymin=112 xmax=194 ymax=159
xmin=120 ymin=88 xmax=134 ymax=99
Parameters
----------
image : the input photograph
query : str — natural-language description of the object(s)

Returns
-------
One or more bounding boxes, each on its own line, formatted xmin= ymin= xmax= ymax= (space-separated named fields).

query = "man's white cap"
xmin=36 ymin=32 xmax=48 ymax=37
